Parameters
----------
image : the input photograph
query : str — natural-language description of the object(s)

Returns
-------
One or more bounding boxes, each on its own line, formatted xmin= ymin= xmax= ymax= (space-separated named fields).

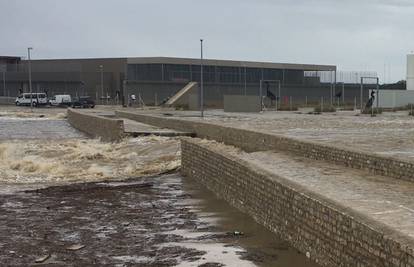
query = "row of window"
xmin=127 ymin=64 xmax=304 ymax=84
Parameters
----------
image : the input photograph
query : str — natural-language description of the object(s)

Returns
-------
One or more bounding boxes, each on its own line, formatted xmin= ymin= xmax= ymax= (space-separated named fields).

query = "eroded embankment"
xmin=0 ymin=136 xmax=180 ymax=186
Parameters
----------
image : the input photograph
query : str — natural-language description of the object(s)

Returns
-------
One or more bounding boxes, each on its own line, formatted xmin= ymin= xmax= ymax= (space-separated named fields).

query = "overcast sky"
xmin=1 ymin=0 xmax=413 ymax=82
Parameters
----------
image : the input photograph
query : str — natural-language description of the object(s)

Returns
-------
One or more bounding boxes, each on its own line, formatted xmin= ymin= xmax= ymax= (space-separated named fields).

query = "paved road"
xmin=0 ymin=118 xmax=84 ymax=140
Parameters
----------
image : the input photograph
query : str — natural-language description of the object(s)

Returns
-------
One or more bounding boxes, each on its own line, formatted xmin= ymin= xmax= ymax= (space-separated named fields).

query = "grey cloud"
xmin=0 ymin=0 xmax=413 ymax=82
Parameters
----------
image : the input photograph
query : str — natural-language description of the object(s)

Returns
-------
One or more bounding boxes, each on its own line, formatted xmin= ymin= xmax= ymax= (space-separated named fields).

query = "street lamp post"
xmin=28 ymin=47 xmax=33 ymax=112
xmin=2 ymin=70 xmax=5 ymax=97
xmin=99 ymin=65 xmax=104 ymax=105
xmin=200 ymin=39 xmax=204 ymax=118
xmin=244 ymin=65 xmax=247 ymax=95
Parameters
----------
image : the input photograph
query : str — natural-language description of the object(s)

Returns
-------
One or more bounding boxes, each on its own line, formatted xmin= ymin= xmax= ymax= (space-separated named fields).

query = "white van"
xmin=15 ymin=93 xmax=48 ymax=106
xmin=49 ymin=94 xmax=72 ymax=106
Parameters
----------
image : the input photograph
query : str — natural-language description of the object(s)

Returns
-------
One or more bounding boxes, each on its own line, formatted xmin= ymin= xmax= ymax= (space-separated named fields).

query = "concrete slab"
xmin=0 ymin=117 xmax=84 ymax=140
xmin=241 ymin=150 xmax=414 ymax=239
xmin=122 ymin=118 xmax=194 ymax=137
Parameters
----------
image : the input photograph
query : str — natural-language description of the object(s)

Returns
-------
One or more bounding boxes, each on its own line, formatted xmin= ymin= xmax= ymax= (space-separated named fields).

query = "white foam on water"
xmin=0 ymin=136 xmax=180 ymax=187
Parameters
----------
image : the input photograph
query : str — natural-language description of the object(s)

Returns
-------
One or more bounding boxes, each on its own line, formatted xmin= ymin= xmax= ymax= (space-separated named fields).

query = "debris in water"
xmin=66 ymin=244 xmax=85 ymax=251
xmin=228 ymin=231 xmax=244 ymax=236
xmin=34 ymin=254 xmax=50 ymax=263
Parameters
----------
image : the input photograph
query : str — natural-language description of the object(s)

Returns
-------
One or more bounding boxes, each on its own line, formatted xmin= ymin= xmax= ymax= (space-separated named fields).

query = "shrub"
xmin=277 ymin=105 xmax=299 ymax=111
xmin=361 ymin=108 xmax=382 ymax=115
xmin=314 ymin=105 xmax=336 ymax=113
xmin=174 ymin=104 xmax=189 ymax=110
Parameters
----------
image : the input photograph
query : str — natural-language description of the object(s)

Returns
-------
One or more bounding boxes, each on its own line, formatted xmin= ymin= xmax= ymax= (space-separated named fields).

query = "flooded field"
xmin=151 ymin=109 xmax=414 ymax=162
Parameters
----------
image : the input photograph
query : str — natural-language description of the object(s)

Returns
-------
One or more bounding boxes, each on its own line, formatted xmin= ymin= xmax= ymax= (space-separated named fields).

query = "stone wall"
xmin=68 ymin=109 xmax=124 ymax=142
xmin=115 ymin=111 xmax=414 ymax=182
xmin=181 ymin=138 xmax=414 ymax=267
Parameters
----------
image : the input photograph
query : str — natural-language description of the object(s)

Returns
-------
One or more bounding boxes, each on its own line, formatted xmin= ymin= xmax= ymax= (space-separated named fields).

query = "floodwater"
xmin=0 ymin=173 xmax=318 ymax=266
xmin=0 ymin=108 xmax=319 ymax=266
xmin=182 ymin=175 xmax=319 ymax=267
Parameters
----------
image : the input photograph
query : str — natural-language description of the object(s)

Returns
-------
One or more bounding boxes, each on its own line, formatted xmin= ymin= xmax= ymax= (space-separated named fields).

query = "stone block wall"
xmin=68 ymin=109 xmax=124 ymax=142
xmin=115 ymin=110 xmax=414 ymax=182
xmin=181 ymin=138 xmax=414 ymax=267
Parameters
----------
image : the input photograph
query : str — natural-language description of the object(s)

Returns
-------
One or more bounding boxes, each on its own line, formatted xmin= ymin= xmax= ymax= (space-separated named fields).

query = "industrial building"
xmin=0 ymin=55 xmax=380 ymax=107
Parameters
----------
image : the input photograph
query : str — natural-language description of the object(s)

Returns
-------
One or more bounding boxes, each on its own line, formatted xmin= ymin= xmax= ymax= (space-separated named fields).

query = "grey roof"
xmin=126 ymin=57 xmax=336 ymax=71
xmin=15 ymin=56 xmax=336 ymax=71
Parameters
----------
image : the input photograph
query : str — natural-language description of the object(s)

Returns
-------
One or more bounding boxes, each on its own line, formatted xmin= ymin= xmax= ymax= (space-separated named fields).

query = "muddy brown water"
xmin=0 ymin=173 xmax=318 ymax=266
xmin=0 ymin=112 xmax=319 ymax=266
xmin=182 ymin=175 xmax=319 ymax=267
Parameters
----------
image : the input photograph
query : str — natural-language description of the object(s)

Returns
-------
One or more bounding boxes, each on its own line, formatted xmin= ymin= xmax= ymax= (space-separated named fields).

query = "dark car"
xmin=72 ymin=96 xmax=95 ymax=108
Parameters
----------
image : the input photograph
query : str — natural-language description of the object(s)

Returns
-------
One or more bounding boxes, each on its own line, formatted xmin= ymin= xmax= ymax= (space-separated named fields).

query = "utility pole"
xmin=28 ymin=47 xmax=33 ymax=112
xmin=99 ymin=65 xmax=104 ymax=105
xmin=200 ymin=39 xmax=204 ymax=118
xmin=244 ymin=65 xmax=247 ymax=95
xmin=2 ymin=70 xmax=5 ymax=97
xmin=360 ymin=77 xmax=363 ymax=111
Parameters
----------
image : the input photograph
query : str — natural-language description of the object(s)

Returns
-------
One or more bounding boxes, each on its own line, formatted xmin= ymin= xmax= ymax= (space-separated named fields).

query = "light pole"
xmin=2 ymin=69 xmax=5 ymax=97
xmin=200 ymin=39 xmax=204 ymax=118
xmin=99 ymin=65 xmax=104 ymax=105
xmin=28 ymin=47 xmax=33 ymax=111
xmin=244 ymin=64 xmax=247 ymax=95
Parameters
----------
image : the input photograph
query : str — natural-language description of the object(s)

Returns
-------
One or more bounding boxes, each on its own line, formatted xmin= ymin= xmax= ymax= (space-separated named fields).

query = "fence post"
xmin=321 ymin=96 xmax=324 ymax=112
xmin=354 ymin=96 xmax=357 ymax=111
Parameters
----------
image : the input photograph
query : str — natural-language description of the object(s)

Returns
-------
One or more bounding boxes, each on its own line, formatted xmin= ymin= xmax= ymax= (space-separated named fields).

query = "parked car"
xmin=49 ymin=94 xmax=72 ymax=106
xmin=71 ymin=96 xmax=95 ymax=108
xmin=15 ymin=93 xmax=48 ymax=107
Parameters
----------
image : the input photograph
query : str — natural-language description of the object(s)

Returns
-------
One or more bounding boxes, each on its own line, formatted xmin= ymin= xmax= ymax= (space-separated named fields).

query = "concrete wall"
xmin=188 ymin=94 xmax=199 ymax=110
xmin=181 ymin=138 xmax=414 ymax=267
xmin=126 ymin=81 xmax=371 ymax=108
xmin=115 ymin=111 xmax=414 ymax=183
xmin=372 ymin=90 xmax=414 ymax=108
xmin=67 ymin=109 xmax=124 ymax=142
xmin=223 ymin=95 xmax=261 ymax=112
